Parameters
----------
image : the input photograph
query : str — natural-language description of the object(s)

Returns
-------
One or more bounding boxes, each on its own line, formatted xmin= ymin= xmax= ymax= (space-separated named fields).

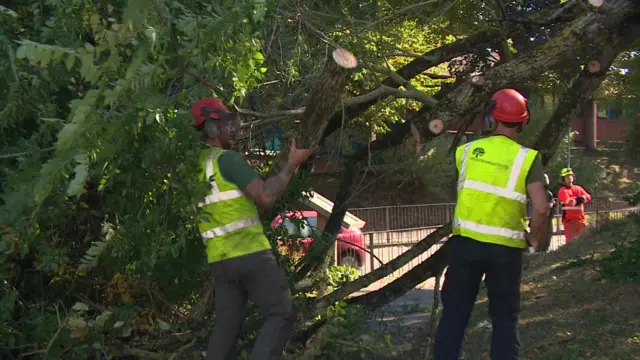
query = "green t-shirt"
xmin=526 ymin=154 xmax=545 ymax=186
xmin=217 ymin=150 xmax=258 ymax=190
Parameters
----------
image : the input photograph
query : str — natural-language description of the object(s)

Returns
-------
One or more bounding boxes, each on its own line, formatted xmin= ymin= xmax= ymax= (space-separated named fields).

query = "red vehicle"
xmin=271 ymin=210 xmax=367 ymax=269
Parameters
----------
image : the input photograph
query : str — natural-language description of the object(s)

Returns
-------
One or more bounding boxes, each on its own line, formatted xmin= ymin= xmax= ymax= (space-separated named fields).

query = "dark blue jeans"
xmin=434 ymin=235 xmax=523 ymax=360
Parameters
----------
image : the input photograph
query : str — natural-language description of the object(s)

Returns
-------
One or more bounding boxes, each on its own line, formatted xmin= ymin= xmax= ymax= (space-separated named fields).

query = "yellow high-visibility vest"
xmin=197 ymin=148 xmax=271 ymax=263
xmin=452 ymin=136 xmax=539 ymax=249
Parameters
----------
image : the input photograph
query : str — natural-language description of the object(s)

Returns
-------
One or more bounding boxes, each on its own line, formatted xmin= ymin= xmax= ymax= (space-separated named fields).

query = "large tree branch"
xmin=262 ymin=47 xmax=357 ymax=177
xmin=319 ymin=28 xmax=505 ymax=140
xmin=303 ymin=224 xmax=451 ymax=321
xmin=318 ymin=2 xmax=591 ymax=142
xmin=413 ymin=0 xmax=636 ymax=142
xmin=353 ymin=0 xmax=638 ymax=160
xmin=532 ymin=25 xmax=640 ymax=161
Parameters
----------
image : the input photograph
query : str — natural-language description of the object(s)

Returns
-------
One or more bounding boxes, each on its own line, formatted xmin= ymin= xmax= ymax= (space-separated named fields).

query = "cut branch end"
xmin=429 ymin=119 xmax=445 ymax=134
xmin=332 ymin=48 xmax=358 ymax=69
xmin=588 ymin=0 xmax=604 ymax=7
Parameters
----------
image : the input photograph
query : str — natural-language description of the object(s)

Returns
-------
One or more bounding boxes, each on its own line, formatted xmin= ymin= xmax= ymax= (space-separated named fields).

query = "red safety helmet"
xmin=189 ymin=97 xmax=230 ymax=129
xmin=488 ymin=89 xmax=529 ymax=123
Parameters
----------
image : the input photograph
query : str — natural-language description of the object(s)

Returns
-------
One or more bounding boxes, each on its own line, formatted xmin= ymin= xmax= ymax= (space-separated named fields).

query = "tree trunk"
xmin=265 ymin=47 xmax=357 ymax=178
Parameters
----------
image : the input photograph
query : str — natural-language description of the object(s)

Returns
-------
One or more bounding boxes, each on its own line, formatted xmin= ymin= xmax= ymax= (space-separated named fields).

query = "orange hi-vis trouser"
xmin=563 ymin=219 xmax=587 ymax=243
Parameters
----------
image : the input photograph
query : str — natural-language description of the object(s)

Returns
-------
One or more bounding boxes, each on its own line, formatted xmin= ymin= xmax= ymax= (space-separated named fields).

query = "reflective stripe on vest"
xmin=455 ymin=219 xmax=526 ymax=240
xmin=200 ymin=216 xmax=261 ymax=242
xmin=198 ymin=149 xmax=244 ymax=207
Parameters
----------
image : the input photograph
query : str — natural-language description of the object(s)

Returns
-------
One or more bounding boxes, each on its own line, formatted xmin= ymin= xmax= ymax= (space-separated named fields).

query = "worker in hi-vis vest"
xmin=434 ymin=89 xmax=550 ymax=360
xmin=189 ymin=98 xmax=316 ymax=360
xmin=557 ymin=167 xmax=591 ymax=243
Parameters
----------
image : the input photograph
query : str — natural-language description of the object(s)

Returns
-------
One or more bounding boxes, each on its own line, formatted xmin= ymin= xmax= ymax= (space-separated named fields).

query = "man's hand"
xmin=575 ymin=196 xmax=585 ymax=205
xmin=526 ymin=232 xmax=540 ymax=251
xmin=243 ymin=139 xmax=317 ymax=209
xmin=287 ymin=139 xmax=318 ymax=171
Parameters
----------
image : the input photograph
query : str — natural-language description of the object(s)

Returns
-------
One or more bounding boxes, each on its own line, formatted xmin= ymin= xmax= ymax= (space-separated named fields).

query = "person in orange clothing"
xmin=557 ymin=168 xmax=592 ymax=243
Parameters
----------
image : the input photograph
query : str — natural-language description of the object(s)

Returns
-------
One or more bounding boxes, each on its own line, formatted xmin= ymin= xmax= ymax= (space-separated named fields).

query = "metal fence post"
xmin=596 ymin=199 xmax=600 ymax=229
xmin=385 ymin=207 xmax=391 ymax=242
xmin=369 ymin=233 xmax=375 ymax=272
xmin=555 ymin=198 xmax=561 ymax=234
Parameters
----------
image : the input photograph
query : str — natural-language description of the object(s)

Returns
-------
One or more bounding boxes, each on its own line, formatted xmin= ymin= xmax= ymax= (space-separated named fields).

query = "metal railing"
xmin=336 ymin=198 xmax=638 ymax=279
xmin=349 ymin=197 xmax=631 ymax=232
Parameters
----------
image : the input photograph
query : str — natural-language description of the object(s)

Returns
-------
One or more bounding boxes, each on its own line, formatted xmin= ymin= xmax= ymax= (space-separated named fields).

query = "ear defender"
xmin=482 ymin=100 xmax=498 ymax=133
xmin=202 ymin=108 xmax=221 ymax=139
xmin=516 ymin=100 xmax=531 ymax=133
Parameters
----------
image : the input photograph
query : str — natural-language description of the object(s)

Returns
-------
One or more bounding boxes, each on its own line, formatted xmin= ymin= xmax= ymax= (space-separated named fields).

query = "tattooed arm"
xmin=244 ymin=163 xmax=297 ymax=208
xmin=244 ymin=139 xmax=317 ymax=209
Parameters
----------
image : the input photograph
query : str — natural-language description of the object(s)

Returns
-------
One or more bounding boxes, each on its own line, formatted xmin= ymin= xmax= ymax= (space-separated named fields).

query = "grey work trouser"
xmin=205 ymin=250 xmax=295 ymax=360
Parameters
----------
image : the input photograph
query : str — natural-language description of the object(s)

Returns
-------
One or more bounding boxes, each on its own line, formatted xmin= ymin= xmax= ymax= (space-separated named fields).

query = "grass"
xmin=460 ymin=216 xmax=640 ymax=360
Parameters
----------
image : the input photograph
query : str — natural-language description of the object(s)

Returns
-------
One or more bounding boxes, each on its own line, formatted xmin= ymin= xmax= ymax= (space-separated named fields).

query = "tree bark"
xmin=296 ymin=48 xmax=358 ymax=148
xmin=305 ymin=224 xmax=452 ymax=320
xmin=268 ymin=47 xmax=358 ymax=175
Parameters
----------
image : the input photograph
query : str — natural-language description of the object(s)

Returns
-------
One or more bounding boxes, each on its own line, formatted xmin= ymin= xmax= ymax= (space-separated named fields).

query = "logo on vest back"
xmin=472 ymin=147 xmax=485 ymax=158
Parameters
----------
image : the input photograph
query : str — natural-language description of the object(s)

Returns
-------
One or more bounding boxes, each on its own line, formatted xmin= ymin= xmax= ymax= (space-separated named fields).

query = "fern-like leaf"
xmin=77 ymin=222 xmax=115 ymax=274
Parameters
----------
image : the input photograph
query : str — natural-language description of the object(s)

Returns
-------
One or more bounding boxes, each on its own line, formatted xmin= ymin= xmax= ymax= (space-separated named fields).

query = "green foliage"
xmin=370 ymin=133 xmax=457 ymax=202
xmin=546 ymin=131 xmax=606 ymax=193
xmin=327 ymin=264 xmax=360 ymax=289
xmin=0 ymin=0 xmax=271 ymax=355
xmin=625 ymin=112 xmax=640 ymax=162
xmin=599 ymin=214 xmax=640 ymax=283
xmin=318 ymin=300 xmax=396 ymax=359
